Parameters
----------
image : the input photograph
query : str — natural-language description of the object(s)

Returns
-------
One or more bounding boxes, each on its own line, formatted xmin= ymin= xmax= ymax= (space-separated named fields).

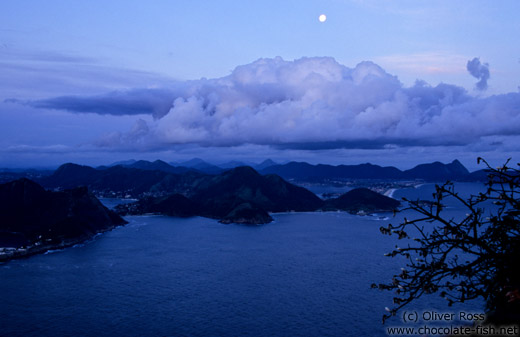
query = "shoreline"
xmin=0 ymin=223 xmax=124 ymax=263
xmin=1 ymin=207 xmax=395 ymax=262
xmin=384 ymin=188 xmax=397 ymax=198
xmin=0 ymin=183 xmax=429 ymax=263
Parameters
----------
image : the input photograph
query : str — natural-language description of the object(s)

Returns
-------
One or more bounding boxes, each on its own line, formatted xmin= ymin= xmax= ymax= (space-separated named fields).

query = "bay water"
xmin=0 ymin=183 xmax=485 ymax=336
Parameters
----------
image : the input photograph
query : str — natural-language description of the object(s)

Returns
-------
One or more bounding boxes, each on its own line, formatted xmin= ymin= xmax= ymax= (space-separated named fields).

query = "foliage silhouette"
xmin=374 ymin=158 xmax=520 ymax=325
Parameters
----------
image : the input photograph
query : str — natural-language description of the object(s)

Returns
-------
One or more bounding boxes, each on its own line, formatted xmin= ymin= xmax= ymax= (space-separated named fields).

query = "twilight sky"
xmin=1 ymin=0 xmax=520 ymax=170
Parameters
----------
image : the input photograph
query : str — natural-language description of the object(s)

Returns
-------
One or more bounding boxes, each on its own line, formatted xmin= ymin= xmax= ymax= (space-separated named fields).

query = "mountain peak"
xmin=255 ymin=159 xmax=278 ymax=170
xmin=447 ymin=159 xmax=469 ymax=175
xmin=224 ymin=165 xmax=261 ymax=178
xmin=0 ymin=178 xmax=46 ymax=200
xmin=53 ymin=163 xmax=97 ymax=176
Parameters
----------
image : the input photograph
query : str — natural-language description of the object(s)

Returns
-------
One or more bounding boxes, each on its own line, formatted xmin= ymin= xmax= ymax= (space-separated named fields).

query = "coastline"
xmin=0 ymin=223 xmax=125 ymax=263
xmin=0 ymin=183 xmax=432 ymax=263
xmin=384 ymin=188 xmax=397 ymax=199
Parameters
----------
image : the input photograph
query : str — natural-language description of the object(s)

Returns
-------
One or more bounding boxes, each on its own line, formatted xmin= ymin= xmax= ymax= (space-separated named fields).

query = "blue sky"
xmin=1 ymin=0 xmax=520 ymax=169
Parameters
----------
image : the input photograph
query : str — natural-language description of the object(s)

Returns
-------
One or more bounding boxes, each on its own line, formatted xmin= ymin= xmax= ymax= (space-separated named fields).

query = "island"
xmin=115 ymin=166 xmax=324 ymax=225
xmin=323 ymin=188 xmax=401 ymax=214
xmin=114 ymin=166 xmax=400 ymax=224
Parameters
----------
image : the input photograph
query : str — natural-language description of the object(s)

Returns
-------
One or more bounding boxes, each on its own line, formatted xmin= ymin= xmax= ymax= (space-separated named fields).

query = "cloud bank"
xmin=18 ymin=56 xmax=520 ymax=150
xmin=26 ymin=89 xmax=175 ymax=116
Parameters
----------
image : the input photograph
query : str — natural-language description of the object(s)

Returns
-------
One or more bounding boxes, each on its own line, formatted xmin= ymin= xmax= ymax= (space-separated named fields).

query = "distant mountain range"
xmin=260 ymin=159 xmax=473 ymax=181
xmin=31 ymin=159 xmax=491 ymax=201
xmin=30 ymin=162 xmax=403 ymax=224
xmin=170 ymin=158 xmax=281 ymax=174
xmin=103 ymin=158 xmax=486 ymax=182
xmin=2 ymin=158 xmax=490 ymax=183
xmin=0 ymin=158 xmax=491 ymax=260
xmin=100 ymin=158 xmax=282 ymax=175
xmin=0 ymin=158 xmax=491 ymax=227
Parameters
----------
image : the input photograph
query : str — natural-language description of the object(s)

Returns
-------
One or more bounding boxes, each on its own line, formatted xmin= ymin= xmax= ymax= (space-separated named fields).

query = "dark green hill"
xmin=403 ymin=159 xmax=469 ymax=180
xmin=324 ymin=188 xmax=400 ymax=213
xmin=0 ymin=178 xmax=126 ymax=261
xmin=190 ymin=166 xmax=324 ymax=218
xmin=219 ymin=202 xmax=273 ymax=225
xmin=43 ymin=163 xmax=100 ymax=188
xmin=115 ymin=166 xmax=323 ymax=224
xmin=260 ymin=161 xmax=404 ymax=180
xmin=40 ymin=163 xmax=211 ymax=197
xmin=42 ymin=163 xmax=171 ymax=196
xmin=116 ymin=193 xmax=199 ymax=217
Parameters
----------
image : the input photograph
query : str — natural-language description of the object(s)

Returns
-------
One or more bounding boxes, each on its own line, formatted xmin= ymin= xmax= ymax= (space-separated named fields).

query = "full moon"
xmin=318 ymin=14 xmax=327 ymax=22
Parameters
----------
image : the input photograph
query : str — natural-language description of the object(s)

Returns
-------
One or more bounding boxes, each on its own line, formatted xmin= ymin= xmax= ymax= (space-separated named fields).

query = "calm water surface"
xmin=0 ymin=184 xmax=485 ymax=336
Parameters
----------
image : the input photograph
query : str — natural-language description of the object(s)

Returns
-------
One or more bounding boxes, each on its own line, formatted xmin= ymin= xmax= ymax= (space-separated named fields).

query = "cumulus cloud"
xmin=466 ymin=57 xmax=490 ymax=91
xmin=150 ymin=57 xmax=519 ymax=149
xmin=18 ymin=56 xmax=520 ymax=150
xmin=154 ymin=57 xmax=407 ymax=147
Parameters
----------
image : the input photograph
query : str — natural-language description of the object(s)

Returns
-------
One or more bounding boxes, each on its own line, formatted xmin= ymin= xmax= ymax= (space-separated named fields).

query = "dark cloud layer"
xmin=14 ymin=57 xmax=520 ymax=150
xmin=25 ymin=89 xmax=175 ymax=117
xmin=466 ymin=57 xmax=490 ymax=91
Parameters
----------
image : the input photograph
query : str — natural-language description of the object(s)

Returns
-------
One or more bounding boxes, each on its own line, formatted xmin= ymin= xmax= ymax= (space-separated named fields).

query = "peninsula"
xmin=0 ymin=178 xmax=127 ymax=261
